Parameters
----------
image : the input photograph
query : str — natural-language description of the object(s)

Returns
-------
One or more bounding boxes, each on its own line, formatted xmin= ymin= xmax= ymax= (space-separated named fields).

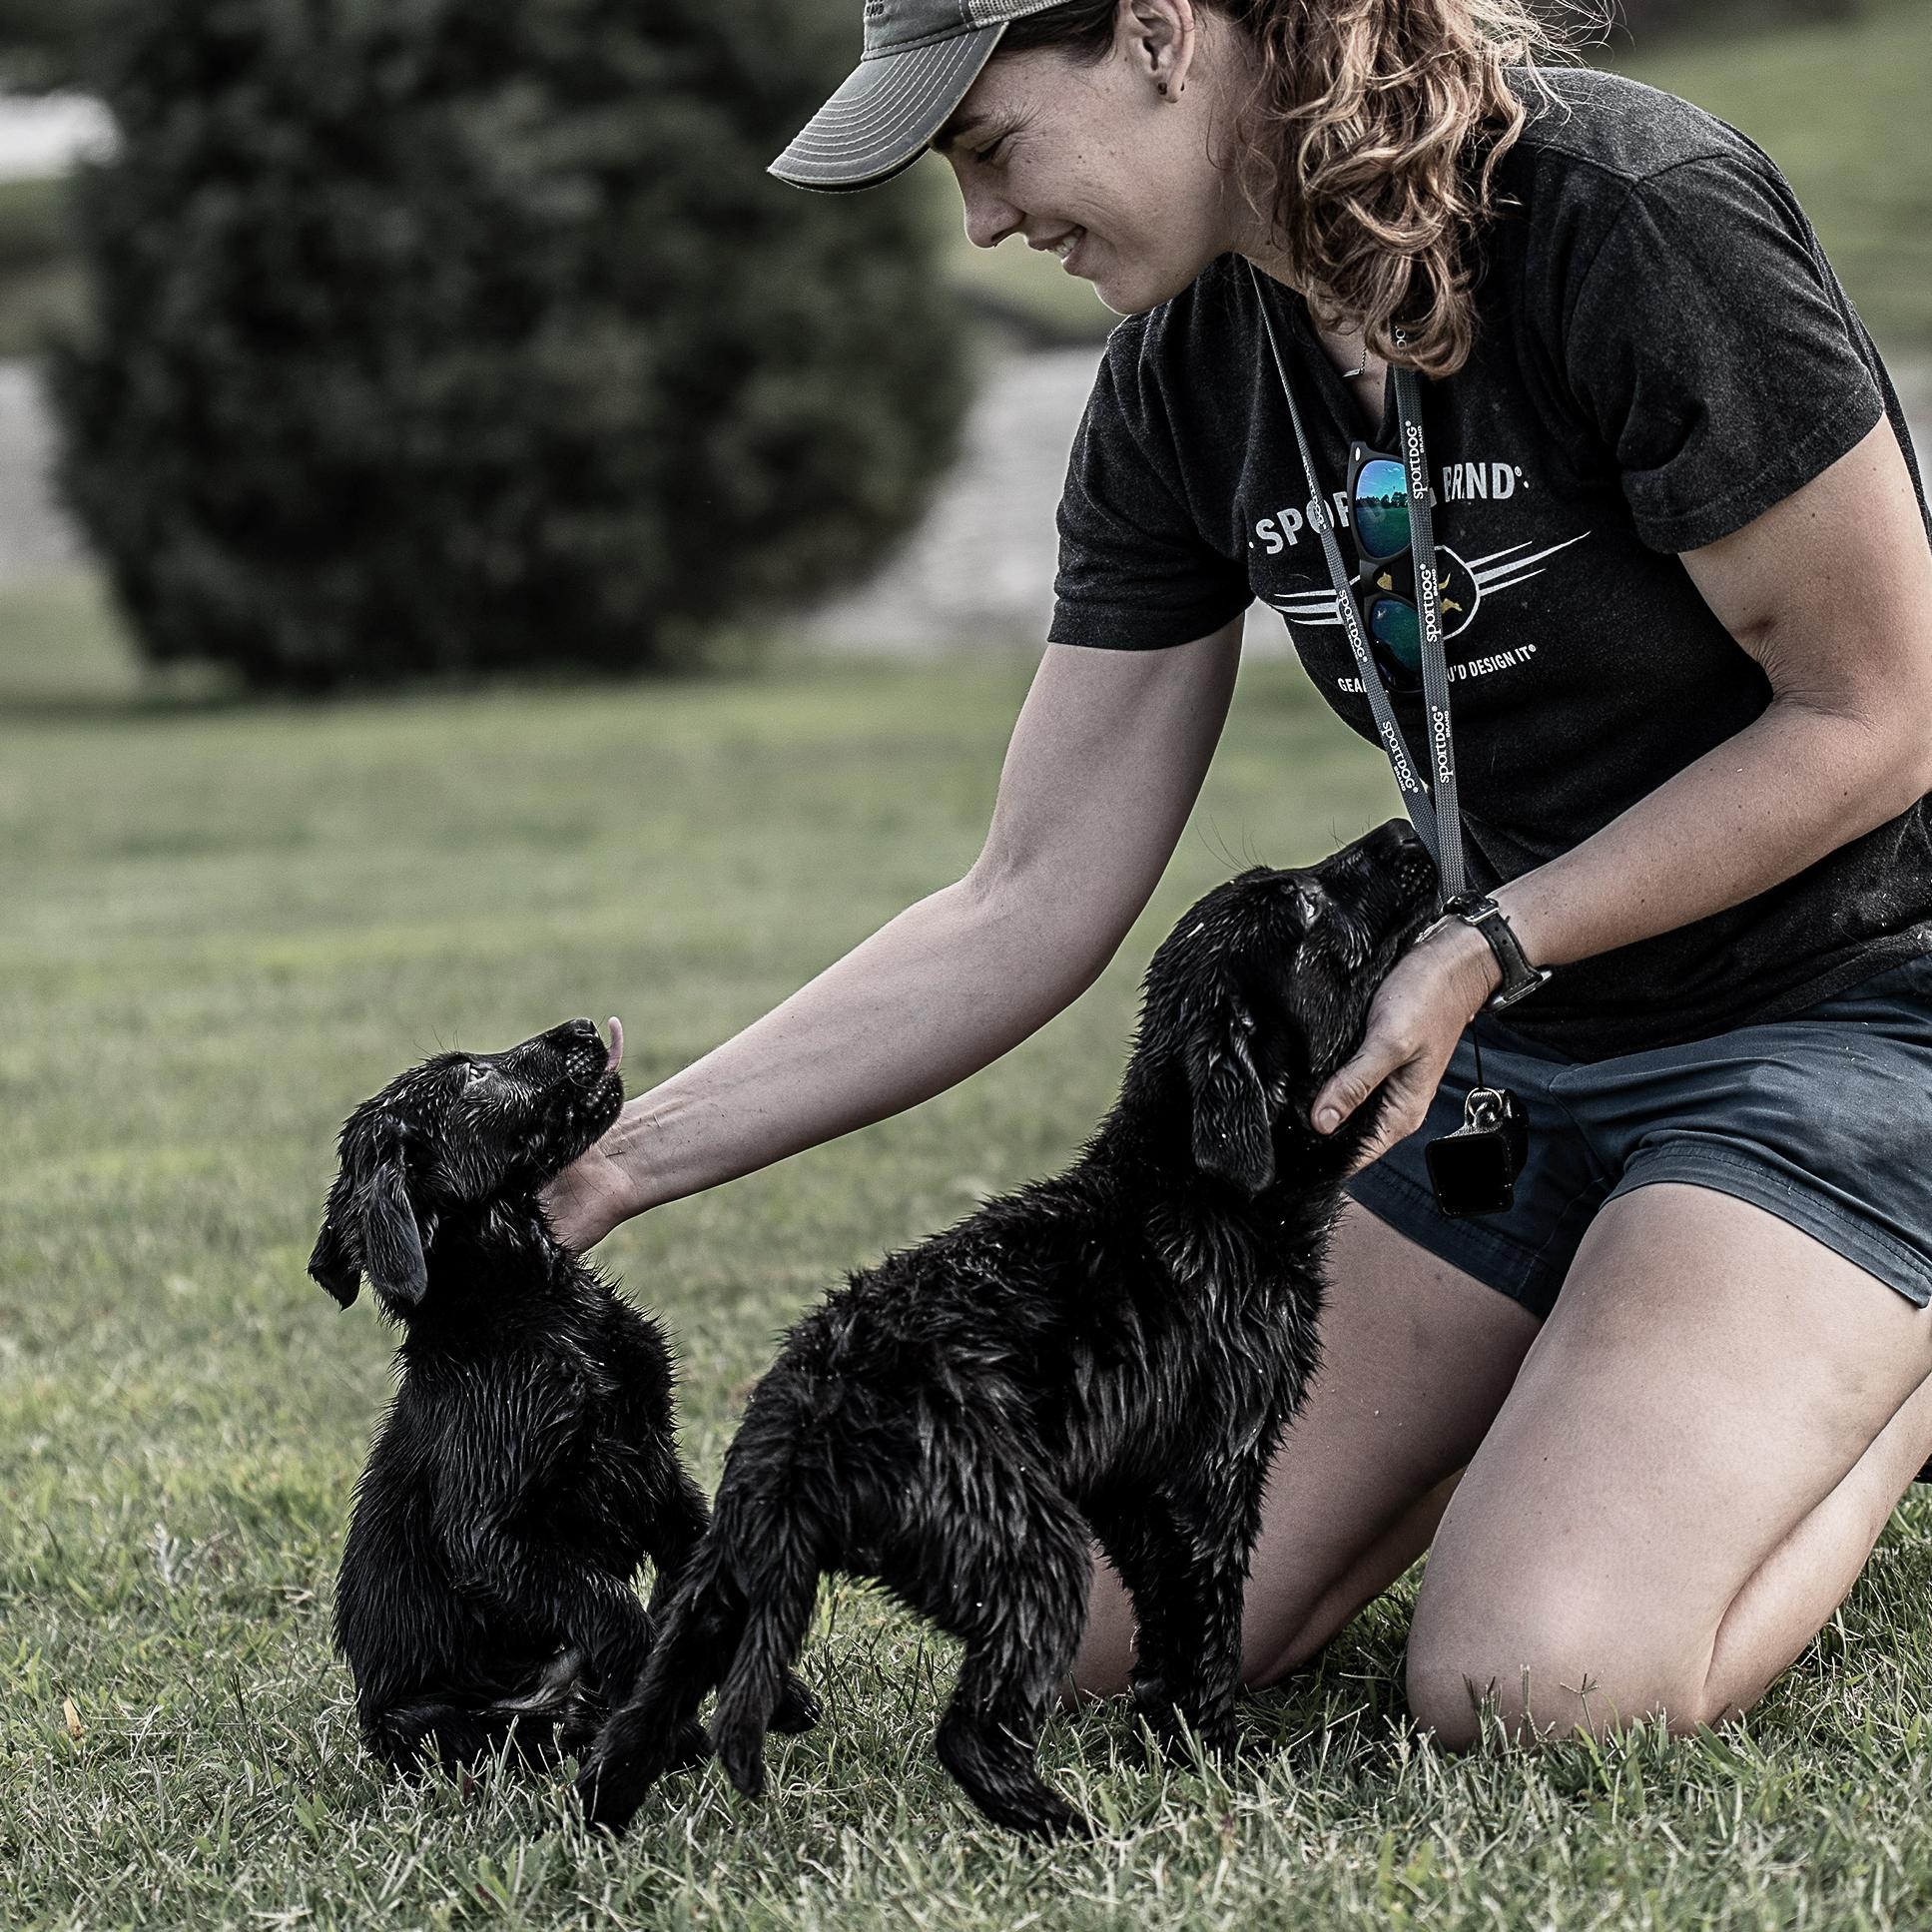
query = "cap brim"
xmin=769 ymin=24 xmax=1005 ymax=193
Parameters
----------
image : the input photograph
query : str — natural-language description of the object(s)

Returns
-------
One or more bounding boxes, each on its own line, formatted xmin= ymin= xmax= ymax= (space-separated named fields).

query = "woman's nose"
xmin=958 ymin=180 xmax=1023 ymax=252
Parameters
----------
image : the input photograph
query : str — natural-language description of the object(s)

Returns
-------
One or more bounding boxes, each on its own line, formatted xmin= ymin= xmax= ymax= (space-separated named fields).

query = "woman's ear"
xmin=1125 ymin=0 xmax=1198 ymax=98
xmin=1186 ymin=991 xmax=1275 ymax=1193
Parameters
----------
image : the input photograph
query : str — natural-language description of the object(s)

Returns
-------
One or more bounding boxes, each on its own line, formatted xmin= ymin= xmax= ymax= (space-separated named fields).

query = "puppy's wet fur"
xmin=579 ymin=821 xmax=1439 ymax=1838
xmin=311 ymin=1018 xmax=818 ymax=1775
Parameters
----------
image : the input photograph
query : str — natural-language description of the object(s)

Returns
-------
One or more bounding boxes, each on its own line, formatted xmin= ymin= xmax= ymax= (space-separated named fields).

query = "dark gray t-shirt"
xmin=1049 ymin=67 xmax=1932 ymax=1060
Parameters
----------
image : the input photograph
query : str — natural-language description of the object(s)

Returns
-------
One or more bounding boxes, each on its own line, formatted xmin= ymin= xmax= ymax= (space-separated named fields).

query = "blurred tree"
xmin=50 ymin=0 xmax=971 ymax=688
xmin=0 ymin=0 xmax=76 ymax=86
xmin=0 ymin=0 xmax=66 ymax=51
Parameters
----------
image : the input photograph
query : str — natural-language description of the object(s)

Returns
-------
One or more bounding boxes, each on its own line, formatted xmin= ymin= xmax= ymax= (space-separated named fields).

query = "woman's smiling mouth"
xmin=1030 ymin=227 xmax=1086 ymax=271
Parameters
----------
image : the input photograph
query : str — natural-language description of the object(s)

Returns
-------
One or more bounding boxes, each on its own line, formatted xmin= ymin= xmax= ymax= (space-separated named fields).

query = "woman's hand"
xmin=1310 ymin=919 xmax=1503 ymax=1177
xmin=540 ymin=1135 xmax=639 ymax=1255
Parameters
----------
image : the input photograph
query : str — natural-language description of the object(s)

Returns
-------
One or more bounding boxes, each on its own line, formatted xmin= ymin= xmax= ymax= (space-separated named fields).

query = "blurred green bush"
xmin=48 ymin=0 xmax=970 ymax=689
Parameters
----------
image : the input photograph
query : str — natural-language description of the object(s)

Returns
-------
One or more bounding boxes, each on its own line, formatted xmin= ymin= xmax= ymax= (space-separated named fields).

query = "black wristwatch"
xmin=1423 ymin=892 xmax=1552 ymax=1009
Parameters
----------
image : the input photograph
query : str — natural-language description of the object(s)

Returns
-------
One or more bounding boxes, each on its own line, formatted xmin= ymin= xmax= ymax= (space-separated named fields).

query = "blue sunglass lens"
xmin=1353 ymin=458 xmax=1410 ymax=558
xmin=1370 ymin=596 xmax=1422 ymax=675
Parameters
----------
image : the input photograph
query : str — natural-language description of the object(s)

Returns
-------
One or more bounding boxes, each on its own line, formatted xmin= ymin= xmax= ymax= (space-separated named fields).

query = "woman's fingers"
xmin=1340 ymin=1054 xmax=1445 ymax=1177
xmin=539 ymin=1153 xmax=620 ymax=1253
xmin=1312 ymin=1020 xmax=1442 ymax=1177
xmin=1310 ymin=929 xmax=1496 ymax=1174
xmin=1311 ymin=1020 xmax=1418 ymax=1137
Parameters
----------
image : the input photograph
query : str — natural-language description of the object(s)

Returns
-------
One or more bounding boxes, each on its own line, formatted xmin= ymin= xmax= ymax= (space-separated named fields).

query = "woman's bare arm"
xmin=543 ymin=621 xmax=1244 ymax=1249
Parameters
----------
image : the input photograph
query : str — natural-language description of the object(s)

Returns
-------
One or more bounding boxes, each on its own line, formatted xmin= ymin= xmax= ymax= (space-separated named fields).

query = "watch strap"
xmin=1443 ymin=893 xmax=1552 ymax=1009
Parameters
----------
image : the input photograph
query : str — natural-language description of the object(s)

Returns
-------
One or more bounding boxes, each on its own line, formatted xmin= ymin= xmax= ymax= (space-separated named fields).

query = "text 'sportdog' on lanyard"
xmin=1244 ymin=260 xmax=1465 ymax=900
xmin=1247 ymin=263 xmax=1541 ymax=1221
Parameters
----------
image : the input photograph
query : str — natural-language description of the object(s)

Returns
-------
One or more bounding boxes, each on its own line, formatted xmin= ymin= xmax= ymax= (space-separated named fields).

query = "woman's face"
xmin=934 ymin=12 xmax=1245 ymax=318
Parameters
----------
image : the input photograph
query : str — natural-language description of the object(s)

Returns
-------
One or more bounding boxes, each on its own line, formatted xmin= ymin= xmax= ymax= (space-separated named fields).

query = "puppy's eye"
xmin=463 ymin=1062 xmax=490 ymax=1090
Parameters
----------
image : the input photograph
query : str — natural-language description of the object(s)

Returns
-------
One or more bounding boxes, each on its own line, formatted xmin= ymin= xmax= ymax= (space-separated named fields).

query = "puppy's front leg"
xmin=445 ymin=1379 xmax=660 ymax=1714
xmin=1107 ymin=1440 xmax=1281 ymax=1766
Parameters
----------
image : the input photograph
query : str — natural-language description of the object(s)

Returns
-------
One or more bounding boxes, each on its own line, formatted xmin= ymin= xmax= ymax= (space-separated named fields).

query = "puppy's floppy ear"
xmin=308 ymin=1197 xmax=361 ymax=1309
xmin=357 ymin=1152 xmax=428 ymax=1307
xmin=1186 ymin=991 xmax=1276 ymax=1194
xmin=308 ymin=1122 xmax=428 ymax=1311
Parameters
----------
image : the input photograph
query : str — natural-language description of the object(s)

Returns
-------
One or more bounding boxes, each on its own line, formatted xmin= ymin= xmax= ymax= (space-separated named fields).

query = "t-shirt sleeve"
xmin=1047 ymin=329 xmax=1252 ymax=650
xmin=1563 ymin=149 xmax=1886 ymax=553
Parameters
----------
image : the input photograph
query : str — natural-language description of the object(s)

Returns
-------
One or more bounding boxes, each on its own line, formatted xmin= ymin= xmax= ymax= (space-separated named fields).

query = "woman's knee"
xmin=1405 ymin=1574 xmax=1716 ymax=1749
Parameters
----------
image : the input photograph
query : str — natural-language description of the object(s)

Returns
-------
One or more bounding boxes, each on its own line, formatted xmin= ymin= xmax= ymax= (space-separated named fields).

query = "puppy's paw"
xmin=1122 ymin=1683 xmax=1180 ymax=1768
xmin=663 ymin=1719 xmax=713 ymax=1775
xmin=1151 ymin=1708 xmax=1252 ymax=1772
xmin=1182 ymin=1717 xmax=1246 ymax=1769
xmin=1008 ymin=1790 xmax=1096 ymax=1843
xmin=574 ymin=1752 xmax=652 ymax=1836
xmin=1210 ymin=1721 xmax=1276 ymax=1768
xmin=1125 ymin=1692 xmax=1245 ymax=1773
xmin=770 ymin=1673 xmax=821 ymax=1735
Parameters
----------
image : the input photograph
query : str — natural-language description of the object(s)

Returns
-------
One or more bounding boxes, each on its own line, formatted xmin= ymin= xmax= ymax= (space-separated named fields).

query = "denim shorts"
xmin=1347 ymin=949 xmax=1932 ymax=1322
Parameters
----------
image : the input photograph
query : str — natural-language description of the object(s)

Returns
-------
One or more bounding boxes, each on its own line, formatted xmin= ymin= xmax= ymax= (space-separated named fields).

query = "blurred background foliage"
xmin=0 ymin=176 xmax=74 ymax=357
xmin=0 ymin=0 xmax=1920 ymax=686
xmin=30 ymin=0 xmax=970 ymax=688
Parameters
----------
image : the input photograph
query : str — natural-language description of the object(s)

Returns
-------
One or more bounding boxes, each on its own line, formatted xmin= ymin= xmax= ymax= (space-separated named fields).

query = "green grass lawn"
xmin=6 ymin=579 xmax=1932 ymax=1928
xmin=931 ymin=0 xmax=1932 ymax=355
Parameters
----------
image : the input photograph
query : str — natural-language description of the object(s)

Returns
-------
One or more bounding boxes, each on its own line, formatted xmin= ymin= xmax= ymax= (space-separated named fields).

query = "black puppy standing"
xmin=311 ymin=1016 xmax=814 ymax=1773
xmin=579 ymin=821 xmax=1439 ymax=1839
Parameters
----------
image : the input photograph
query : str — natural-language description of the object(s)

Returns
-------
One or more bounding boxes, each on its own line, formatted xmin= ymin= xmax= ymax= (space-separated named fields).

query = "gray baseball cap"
xmin=770 ymin=0 xmax=1072 ymax=193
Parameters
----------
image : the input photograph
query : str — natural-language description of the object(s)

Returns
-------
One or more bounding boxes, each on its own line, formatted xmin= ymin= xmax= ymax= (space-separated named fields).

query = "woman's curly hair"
xmin=999 ymin=0 xmax=1597 ymax=377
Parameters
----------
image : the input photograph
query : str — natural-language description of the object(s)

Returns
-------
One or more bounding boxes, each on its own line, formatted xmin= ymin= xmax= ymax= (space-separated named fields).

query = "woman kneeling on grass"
xmin=547 ymin=0 xmax=1932 ymax=1747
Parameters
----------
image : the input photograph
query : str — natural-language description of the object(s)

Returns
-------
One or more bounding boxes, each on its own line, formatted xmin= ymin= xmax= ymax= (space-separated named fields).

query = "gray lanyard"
xmin=1246 ymin=262 xmax=1467 ymax=903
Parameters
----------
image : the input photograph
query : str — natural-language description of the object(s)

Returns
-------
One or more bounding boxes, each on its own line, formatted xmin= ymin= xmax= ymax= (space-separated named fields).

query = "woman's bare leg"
xmin=1068 ymin=1198 xmax=1542 ymax=1696
xmin=1406 ymin=1183 xmax=1932 ymax=1745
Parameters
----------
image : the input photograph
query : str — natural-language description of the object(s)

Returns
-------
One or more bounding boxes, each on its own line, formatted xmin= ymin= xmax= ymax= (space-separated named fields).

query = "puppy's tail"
xmin=710 ymin=1496 xmax=823 ymax=1800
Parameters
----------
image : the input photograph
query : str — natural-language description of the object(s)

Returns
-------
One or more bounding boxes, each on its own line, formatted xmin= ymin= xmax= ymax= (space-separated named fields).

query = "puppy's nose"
xmin=548 ymin=1017 xmax=602 ymax=1049
xmin=1368 ymin=818 xmax=1423 ymax=859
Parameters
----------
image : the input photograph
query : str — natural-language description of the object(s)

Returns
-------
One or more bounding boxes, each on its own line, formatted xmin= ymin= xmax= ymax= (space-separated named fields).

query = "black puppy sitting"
xmin=311 ymin=1016 xmax=814 ymax=1774
xmin=578 ymin=820 xmax=1438 ymax=1839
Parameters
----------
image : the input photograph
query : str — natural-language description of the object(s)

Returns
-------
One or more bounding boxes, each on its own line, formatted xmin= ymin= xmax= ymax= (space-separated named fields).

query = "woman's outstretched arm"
xmin=542 ymin=619 xmax=1245 ymax=1250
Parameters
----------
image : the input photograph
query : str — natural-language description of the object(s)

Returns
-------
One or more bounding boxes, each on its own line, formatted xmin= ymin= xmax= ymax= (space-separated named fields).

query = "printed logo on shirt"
xmin=1252 ymin=463 xmax=1534 ymax=556
xmin=1267 ymin=536 xmax=1584 ymax=672
xmin=1250 ymin=448 xmax=1592 ymax=691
